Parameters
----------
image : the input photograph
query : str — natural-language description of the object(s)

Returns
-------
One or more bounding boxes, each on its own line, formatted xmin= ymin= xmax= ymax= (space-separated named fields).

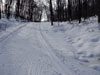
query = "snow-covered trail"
xmin=0 ymin=23 xmax=100 ymax=75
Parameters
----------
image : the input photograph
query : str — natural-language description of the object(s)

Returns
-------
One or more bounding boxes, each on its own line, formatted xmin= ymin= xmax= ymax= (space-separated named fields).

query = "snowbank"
xmin=41 ymin=17 xmax=100 ymax=71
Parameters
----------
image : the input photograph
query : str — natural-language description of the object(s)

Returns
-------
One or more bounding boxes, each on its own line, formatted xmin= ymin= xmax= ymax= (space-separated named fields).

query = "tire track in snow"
xmin=13 ymin=23 xmax=41 ymax=75
xmin=19 ymin=24 xmax=43 ymax=75
xmin=30 ymin=24 xmax=61 ymax=75
xmin=38 ymin=24 xmax=74 ymax=75
xmin=35 ymin=24 xmax=55 ymax=75
xmin=35 ymin=24 xmax=62 ymax=75
xmin=17 ymin=24 xmax=38 ymax=75
xmin=32 ymin=24 xmax=48 ymax=75
xmin=31 ymin=24 xmax=42 ymax=75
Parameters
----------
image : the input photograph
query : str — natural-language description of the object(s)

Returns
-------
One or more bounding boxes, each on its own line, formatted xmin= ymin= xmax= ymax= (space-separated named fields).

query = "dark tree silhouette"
xmin=28 ymin=0 xmax=34 ymax=21
xmin=56 ymin=0 xmax=66 ymax=22
xmin=5 ymin=0 xmax=13 ymax=19
xmin=0 ymin=0 xmax=98 ymax=22
xmin=78 ymin=0 xmax=82 ymax=23
xmin=15 ymin=0 xmax=20 ymax=19
xmin=68 ymin=0 xmax=72 ymax=22
xmin=0 ymin=0 xmax=2 ymax=19
xmin=50 ymin=0 xmax=53 ymax=25
xmin=98 ymin=0 xmax=100 ymax=22
xmin=83 ymin=0 xmax=88 ymax=20
xmin=56 ymin=0 xmax=60 ymax=22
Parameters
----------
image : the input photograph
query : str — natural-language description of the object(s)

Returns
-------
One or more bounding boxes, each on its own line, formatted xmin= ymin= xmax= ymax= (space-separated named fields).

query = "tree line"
xmin=50 ymin=0 xmax=100 ymax=25
xmin=0 ymin=0 xmax=42 ymax=22
xmin=0 ymin=0 xmax=100 ymax=24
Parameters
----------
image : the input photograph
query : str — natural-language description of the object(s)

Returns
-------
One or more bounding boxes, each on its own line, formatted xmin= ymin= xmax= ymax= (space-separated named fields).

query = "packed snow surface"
xmin=0 ymin=17 xmax=100 ymax=75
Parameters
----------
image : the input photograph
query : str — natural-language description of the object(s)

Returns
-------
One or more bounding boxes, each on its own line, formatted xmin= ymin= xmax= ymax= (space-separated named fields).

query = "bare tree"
xmin=78 ymin=0 xmax=82 ymax=23
xmin=98 ymin=0 xmax=100 ymax=22
xmin=15 ymin=0 xmax=20 ymax=19
xmin=50 ymin=0 xmax=53 ymax=25
xmin=68 ymin=0 xmax=72 ymax=22
xmin=83 ymin=0 xmax=88 ymax=20
xmin=0 ymin=0 xmax=2 ymax=19
xmin=5 ymin=0 xmax=13 ymax=19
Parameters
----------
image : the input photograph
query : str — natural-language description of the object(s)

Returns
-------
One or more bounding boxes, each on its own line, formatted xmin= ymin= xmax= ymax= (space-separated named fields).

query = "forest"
xmin=0 ymin=0 xmax=100 ymax=25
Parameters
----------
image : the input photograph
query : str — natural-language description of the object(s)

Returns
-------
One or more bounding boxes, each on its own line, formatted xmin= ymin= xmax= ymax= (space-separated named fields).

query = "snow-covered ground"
xmin=0 ymin=17 xmax=100 ymax=75
xmin=41 ymin=17 xmax=100 ymax=71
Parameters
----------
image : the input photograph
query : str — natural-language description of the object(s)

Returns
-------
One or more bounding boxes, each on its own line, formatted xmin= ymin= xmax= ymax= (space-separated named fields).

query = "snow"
xmin=0 ymin=17 xmax=100 ymax=75
xmin=41 ymin=17 xmax=100 ymax=71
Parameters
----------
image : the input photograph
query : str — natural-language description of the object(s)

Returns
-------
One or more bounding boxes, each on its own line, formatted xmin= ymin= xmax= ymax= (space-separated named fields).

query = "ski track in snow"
xmin=0 ymin=22 xmax=100 ymax=75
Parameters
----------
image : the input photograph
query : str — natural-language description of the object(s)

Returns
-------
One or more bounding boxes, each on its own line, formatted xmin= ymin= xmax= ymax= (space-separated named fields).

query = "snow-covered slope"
xmin=0 ymin=17 xmax=100 ymax=75
xmin=41 ymin=17 xmax=100 ymax=71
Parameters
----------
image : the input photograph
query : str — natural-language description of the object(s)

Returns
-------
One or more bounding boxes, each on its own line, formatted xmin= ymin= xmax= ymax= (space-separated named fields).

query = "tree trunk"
xmin=98 ymin=0 xmax=100 ymax=22
xmin=0 ymin=0 xmax=2 ymax=19
xmin=15 ymin=0 xmax=20 ymax=19
xmin=0 ymin=5 xmax=1 ymax=19
xmin=83 ymin=0 xmax=88 ymax=20
xmin=78 ymin=0 xmax=82 ymax=23
xmin=5 ymin=0 xmax=12 ymax=19
xmin=50 ymin=0 xmax=53 ymax=25
xmin=68 ymin=0 xmax=72 ymax=22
